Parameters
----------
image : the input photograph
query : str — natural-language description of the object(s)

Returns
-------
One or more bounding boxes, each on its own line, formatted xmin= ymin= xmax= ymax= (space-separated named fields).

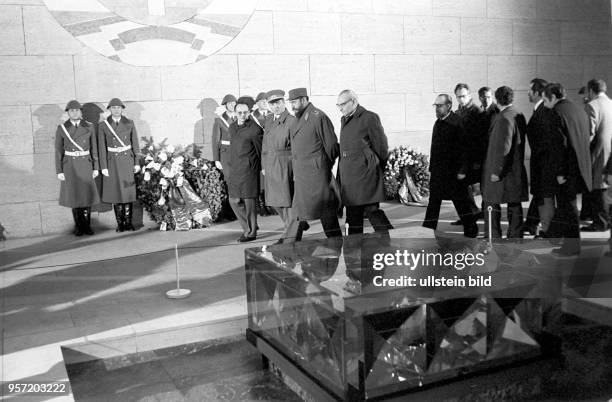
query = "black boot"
xmin=83 ymin=207 xmax=94 ymax=235
xmin=72 ymin=208 xmax=83 ymax=236
xmin=123 ymin=203 xmax=135 ymax=231
xmin=113 ymin=204 xmax=123 ymax=232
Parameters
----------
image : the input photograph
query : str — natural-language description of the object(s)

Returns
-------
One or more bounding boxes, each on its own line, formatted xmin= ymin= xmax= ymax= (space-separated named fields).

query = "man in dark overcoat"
xmin=55 ymin=100 xmax=100 ymax=236
xmin=262 ymin=89 xmax=296 ymax=243
xmin=522 ymin=78 xmax=551 ymax=235
xmin=422 ymin=94 xmax=478 ymax=238
xmin=451 ymin=83 xmax=483 ymax=226
xmin=482 ymin=86 xmax=528 ymax=239
xmin=543 ymin=83 xmax=592 ymax=255
xmin=98 ymin=98 xmax=140 ymax=232
xmin=227 ymin=96 xmax=263 ymax=242
xmin=252 ymin=91 xmax=275 ymax=216
xmin=285 ymin=87 xmax=342 ymax=240
xmin=336 ymin=89 xmax=392 ymax=235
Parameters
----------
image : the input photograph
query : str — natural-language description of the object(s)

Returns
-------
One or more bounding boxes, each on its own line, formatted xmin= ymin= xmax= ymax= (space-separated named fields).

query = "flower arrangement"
xmin=384 ymin=146 xmax=430 ymax=200
xmin=137 ymin=137 xmax=228 ymax=230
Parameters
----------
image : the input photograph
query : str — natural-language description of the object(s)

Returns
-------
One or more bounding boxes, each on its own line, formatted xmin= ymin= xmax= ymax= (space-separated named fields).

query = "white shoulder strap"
xmin=60 ymin=124 xmax=84 ymax=151
xmin=219 ymin=115 xmax=230 ymax=128
xmin=251 ymin=112 xmax=262 ymax=128
xmin=104 ymin=120 xmax=128 ymax=148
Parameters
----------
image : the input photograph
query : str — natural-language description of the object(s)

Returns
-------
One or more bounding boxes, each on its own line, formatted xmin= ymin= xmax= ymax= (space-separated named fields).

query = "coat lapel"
xmin=291 ymin=104 xmax=312 ymax=138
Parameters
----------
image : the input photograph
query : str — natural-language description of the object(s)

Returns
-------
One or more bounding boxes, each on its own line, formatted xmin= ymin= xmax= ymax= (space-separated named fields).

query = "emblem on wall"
xmin=42 ymin=0 xmax=257 ymax=66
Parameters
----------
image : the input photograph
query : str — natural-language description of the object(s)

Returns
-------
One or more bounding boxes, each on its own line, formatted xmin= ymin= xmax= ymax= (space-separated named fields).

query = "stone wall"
xmin=0 ymin=0 xmax=611 ymax=237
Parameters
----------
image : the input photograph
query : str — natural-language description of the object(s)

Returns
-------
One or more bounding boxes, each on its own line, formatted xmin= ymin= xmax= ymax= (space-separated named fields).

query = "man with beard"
xmin=227 ymin=96 xmax=263 ymax=242
xmin=482 ymin=86 xmax=528 ymax=240
xmin=543 ymin=83 xmax=592 ymax=255
xmin=423 ymin=94 xmax=478 ymax=238
xmin=285 ymin=87 xmax=341 ymax=240
xmin=262 ymin=89 xmax=296 ymax=243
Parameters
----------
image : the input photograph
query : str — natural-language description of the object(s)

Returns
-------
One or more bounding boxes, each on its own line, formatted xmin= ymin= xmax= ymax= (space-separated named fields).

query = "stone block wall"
xmin=0 ymin=0 xmax=611 ymax=237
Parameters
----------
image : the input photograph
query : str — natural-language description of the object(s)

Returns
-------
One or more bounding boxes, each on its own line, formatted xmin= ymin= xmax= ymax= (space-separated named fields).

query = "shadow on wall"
xmin=195 ymin=98 xmax=219 ymax=160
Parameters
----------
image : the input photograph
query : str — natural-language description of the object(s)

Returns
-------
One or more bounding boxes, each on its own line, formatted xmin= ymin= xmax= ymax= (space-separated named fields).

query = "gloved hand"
xmin=92 ymin=170 xmax=99 ymax=179
xmin=134 ymin=165 xmax=141 ymax=173
xmin=101 ymin=169 xmax=109 ymax=177
xmin=57 ymin=173 xmax=65 ymax=181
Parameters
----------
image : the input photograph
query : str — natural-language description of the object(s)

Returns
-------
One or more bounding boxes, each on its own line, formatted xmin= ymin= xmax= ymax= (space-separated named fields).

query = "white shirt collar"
xmin=534 ymin=99 xmax=543 ymax=111
xmin=499 ymin=104 xmax=512 ymax=112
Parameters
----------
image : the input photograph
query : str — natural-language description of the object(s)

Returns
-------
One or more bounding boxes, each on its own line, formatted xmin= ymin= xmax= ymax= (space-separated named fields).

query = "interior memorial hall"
xmin=1 ymin=0 xmax=612 ymax=400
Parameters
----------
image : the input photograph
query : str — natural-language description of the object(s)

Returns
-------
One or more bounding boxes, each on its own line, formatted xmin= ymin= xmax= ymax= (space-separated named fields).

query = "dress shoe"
xmin=580 ymin=224 xmax=606 ymax=232
xmin=238 ymin=235 xmax=256 ymax=243
xmin=450 ymin=219 xmax=462 ymax=226
xmin=520 ymin=224 xmax=538 ymax=236
xmin=552 ymin=247 xmax=580 ymax=256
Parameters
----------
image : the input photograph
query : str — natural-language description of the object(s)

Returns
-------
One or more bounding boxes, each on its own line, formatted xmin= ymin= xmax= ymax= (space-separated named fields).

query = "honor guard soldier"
xmin=227 ymin=96 xmax=263 ymax=242
xmin=212 ymin=94 xmax=237 ymax=172
xmin=98 ymin=98 xmax=141 ymax=232
xmin=286 ymin=87 xmax=342 ymax=240
xmin=262 ymin=89 xmax=297 ymax=242
xmin=55 ymin=100 xmax=100 ymax=236
xmin=252 ymin=92 xmax=269 ymax=128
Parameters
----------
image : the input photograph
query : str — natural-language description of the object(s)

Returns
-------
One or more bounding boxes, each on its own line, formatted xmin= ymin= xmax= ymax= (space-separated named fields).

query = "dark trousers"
xmin=524 ymin=196 xmax=541 ymax=229
xmin=275 ymin=206 xmax=293 ymax=243
xmin=554 ymin=185 xmax=581 ymax=253
xmin=583 ymin=189 xmax=609 ymax=229
xmin=423 ymin=196 xmax=478 ymax=237
xmin=466 ymin=185 xmax=481 ymax=215
xmin=286 ymin=206 xmax=342 ymax=241
xmin=345 ymin=203 xmax=393 ymax=235
xmin=483 ymin=202 xmax=523 ymax=239
xmin=229 ymin=197 xmax=257 ymax=237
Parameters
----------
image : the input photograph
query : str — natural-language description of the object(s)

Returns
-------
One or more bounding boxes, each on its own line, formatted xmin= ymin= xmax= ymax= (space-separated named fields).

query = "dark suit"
xmin=456 ymin=101 xmax=484 ymax=219
xmin=549 ymin=99 xmax=592 ymax=253
xmin=523 ymin=102 xmax=553 ymax=230
xmin=482 ymin=106 xmax=529 ymax=238
xmin=338 ymin=105 xmax=392 ymax=235
xmin=423 ymin=112 xmax=478 ymax=237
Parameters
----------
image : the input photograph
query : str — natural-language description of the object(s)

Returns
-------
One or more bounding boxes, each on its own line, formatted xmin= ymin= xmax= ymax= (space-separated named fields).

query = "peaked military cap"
xmin=65 ymin=100 xmax=82 ymax=111
xmin=288 ymin=88 xmax=308 ymax=101
xmin=266 ymin=89 xmax=285 ymax=102
xmin=255 ymin=92 xmax=267 ymax=102
xmin=107 ymin=98 xmax=125 ymax=109
xmin=221 ymin=94 xmax=237 ymax=105
xmin=236 ymin=96 xmax=256 ymax=110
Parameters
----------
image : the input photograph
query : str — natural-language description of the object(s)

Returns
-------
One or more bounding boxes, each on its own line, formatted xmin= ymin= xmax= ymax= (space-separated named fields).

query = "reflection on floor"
xmin=64 ymin=314 xmax=612 ymax=402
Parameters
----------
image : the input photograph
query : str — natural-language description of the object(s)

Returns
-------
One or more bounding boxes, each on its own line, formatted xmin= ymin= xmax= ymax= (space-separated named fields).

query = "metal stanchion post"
xmin=487 ymin=206 xmax=493 ymax=248
xmin=166 ymin=244 xmax=191 ymax=299
xmin=345 ymin=223 xmax=349 ymax=236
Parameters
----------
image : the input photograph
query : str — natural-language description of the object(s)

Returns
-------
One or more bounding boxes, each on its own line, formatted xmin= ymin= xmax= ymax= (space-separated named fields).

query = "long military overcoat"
xmin=227 ymin=118 xmax=263 ymax=199
xmin=262 ymin=110 xmax=295 ymax=207
xmin=482 ymin=106 xmax=529 ymax=204
xmin=290 ymin=103 xmax=339 ymax=220
xmin=55 ymin=120 xmax=100 ymax=208
xmin=98 ymin=116 xmax=139 ymax=203
xmin=526 ymin=102 xmax=557 ymax=198
xmin=338 ymin=105 xmax=388 ymax=206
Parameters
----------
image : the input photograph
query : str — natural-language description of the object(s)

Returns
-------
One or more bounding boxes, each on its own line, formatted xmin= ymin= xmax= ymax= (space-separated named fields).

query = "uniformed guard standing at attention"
xmin=252 ymin=92 xmax=269 ymax=128
xmin=55 ymin=100 xmax=100 ymax=236
xmin=227 ymin=96 xmax=263 ymax=242
xmin=211 ymin=94 xmax=237 ymax=172
xmin=336 ymin=89 xmax=392 ymax=235
xmin=286 ymin=87 xmax=342 ymax=240
xmin=262 ymin=89 xmax=296 ymax=243
xmin=98 ymin=98 xmax=141 ymax=232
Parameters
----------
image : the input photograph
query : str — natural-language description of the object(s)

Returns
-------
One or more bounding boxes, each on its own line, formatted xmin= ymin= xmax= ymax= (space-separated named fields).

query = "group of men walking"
xmin=55 ymin=99 xmax=140 ymax=236
xmin=424 ymin=79 xmax=612 ymax=256
xmin=212 ymin=88 xmax=392 ymax=243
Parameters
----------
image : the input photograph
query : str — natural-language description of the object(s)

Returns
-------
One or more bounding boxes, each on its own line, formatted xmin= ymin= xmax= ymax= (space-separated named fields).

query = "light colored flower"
xmin=166 ymin=144 xmax=175 ymax=153
xmin=215 ymin=161 xmax=222 ymax=169
xmin=151 ymin=162 xmax=161 ymax=171
xmin=161 ymin=167 xmax=173 ymax=178
xmin=144 ymin=171 xmax=151 ymax=181
xmin=148 ymin=146 xmax=154 ymax=151
xmin=159 ymin=152 xmax=168 ymax=162
xmin=159 ymin=178 xmax=168 ymax=188
xmin=173 ymin=156 xmax=184 ymax=165
xmin=190 ymin=159 xmax=198 ymax=167
xmin=145 ymin=155 xmax=154 ymax=162
xmin=157 ymin=195 xmax=166 ymax=206
xmin=177 ymin=176 xmax=184 ymax=187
